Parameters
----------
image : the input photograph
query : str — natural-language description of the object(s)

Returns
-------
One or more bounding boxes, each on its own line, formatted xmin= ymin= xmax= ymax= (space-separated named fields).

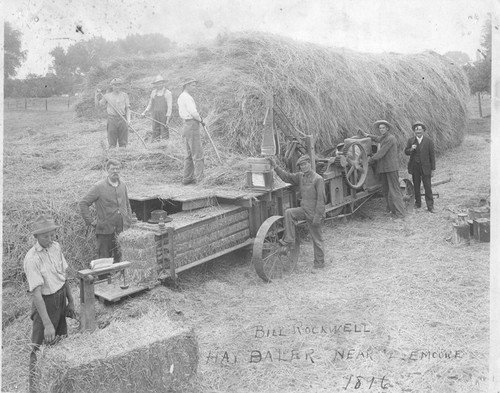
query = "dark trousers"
xmin=107 ymin=115 xmax=128 ymax=148
xmin=380 ymin=171 xmax=406 ymax=217
xmin=283 ymin=207 xmax=325 ymax=267
xmin=152 ymin=111 xmax=169 ymax=140
xmin=29 ymin=285 xmax=67 ymax=393
xmin=412 ymin=164 xmax=433 ymax=209
xmin=96 ymin=233 xmax=122 ymax=263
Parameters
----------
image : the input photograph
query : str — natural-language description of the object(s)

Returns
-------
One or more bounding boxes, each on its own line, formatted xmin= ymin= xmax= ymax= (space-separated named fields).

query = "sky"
xmin=3 ymin=0 xmax=494 ymax=79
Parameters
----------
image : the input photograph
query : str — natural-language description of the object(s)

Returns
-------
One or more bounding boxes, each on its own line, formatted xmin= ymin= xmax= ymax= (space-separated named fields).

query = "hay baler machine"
xmin=261 ymin=95 xmax=382 ymax=217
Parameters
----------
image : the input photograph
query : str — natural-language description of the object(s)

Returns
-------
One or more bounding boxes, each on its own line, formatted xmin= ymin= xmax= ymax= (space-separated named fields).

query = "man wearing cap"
xmin=141 ymin=75 xmax=172 ymax=141
xmin=24 ymin=215 xmax=75 ymax=392
xmin=95 ymin=78 xmax=131 ymax=148
xmin=177 ymin=78 xmax=204 ymax=185
xmin=363 ymin=120 xmax=406 ymax=219
xmin=404 ymin=121 xmax=436 ymax=213
xmin=269 ymin=154 xmax=326 ymax=269
xmin=79 ymin=159 xmax=133 ymax=262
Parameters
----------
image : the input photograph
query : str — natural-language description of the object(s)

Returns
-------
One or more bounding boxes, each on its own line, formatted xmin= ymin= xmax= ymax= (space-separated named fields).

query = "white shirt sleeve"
xmin=166 ymin=90 xmax=172 ymax=117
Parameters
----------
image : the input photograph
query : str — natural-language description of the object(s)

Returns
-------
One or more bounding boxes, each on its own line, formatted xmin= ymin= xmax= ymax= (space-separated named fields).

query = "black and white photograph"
xmin=2 ymin=0 xmax=498 ymax=392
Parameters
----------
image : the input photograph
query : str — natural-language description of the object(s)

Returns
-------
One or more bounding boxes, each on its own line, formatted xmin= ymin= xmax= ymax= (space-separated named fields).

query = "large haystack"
xmin=78 ymin=32 xmax=469 ymax=159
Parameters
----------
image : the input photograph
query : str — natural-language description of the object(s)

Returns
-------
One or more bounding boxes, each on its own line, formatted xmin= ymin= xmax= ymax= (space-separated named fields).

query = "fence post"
xmin=46 ymin=99 xmax=48 ymax=111
xmin=477 ymin=92 xmax=483 ymax=118
xmin=68 ymin=96 xmax=70 ymax=109
xmin=25 ymin=98 xmax=27 ymax=110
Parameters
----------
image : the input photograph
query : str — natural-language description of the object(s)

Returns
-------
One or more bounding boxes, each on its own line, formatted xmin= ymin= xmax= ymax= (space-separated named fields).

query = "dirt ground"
xmin=2 ymin=107 xmax=491 ymax=392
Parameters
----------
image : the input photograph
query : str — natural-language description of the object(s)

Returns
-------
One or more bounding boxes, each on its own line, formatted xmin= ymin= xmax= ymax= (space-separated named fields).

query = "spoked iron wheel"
xmin=252 ymin=216 xmax=299 ymax=283
xmin=343 ymin=142 xmax=368 ymax=189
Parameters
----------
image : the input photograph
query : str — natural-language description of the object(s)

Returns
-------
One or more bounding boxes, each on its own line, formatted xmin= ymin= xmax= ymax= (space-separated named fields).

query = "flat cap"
xmin=296 ymin=155 xmax=311 ymax=165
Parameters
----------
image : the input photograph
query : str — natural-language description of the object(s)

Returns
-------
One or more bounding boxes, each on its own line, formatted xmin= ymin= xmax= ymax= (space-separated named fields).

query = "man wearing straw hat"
xmin=269 ymin=154 xmax=326 ymax=269
xmin=404 ymin=121 xmax=436 ymax=213
xmin=95 ymin=78 xmax=131 ymax=148
xmin=23 ymin=215 xmax=75 ymax=392
xmin=79 ymin=159 xmax=133 ymax=262
xmin=141 ymin=75 xmax=172 ymax=141
xmin=177 ymin=78 xmax=205 ymax=185
xmin=363 ymin=120 xmax=406 ymax=219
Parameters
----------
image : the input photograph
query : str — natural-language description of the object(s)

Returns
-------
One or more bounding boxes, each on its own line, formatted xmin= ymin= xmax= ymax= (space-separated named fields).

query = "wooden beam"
xmin=77 ymin=261 xmax=132 ymax=278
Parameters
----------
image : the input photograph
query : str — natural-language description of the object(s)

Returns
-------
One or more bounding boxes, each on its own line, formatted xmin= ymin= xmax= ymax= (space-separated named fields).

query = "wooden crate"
xmin=246 ymin=170 xmax=274 ymax=191
xmin=473 ymin=218 xmax=490 ymax=242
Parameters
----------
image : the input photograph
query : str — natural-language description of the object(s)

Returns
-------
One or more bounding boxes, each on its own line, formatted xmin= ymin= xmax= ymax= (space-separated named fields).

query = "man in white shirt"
xmin=177 ymin=78 xmax=204 ymax=185
xmin=141 ymin=75 xmax=172 ymax=141
xmin=24 ymin=215 xmax=75 ymax=392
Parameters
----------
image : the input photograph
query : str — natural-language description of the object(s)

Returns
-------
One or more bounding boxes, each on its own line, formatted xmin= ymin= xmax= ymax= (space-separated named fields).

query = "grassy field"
xmin=2 ymin=107 xmax=490 ymax=392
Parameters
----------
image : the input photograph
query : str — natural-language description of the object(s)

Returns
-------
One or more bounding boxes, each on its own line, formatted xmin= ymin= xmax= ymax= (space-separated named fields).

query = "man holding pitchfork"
xmin=95 ymin=78 xmax=131 ymax=148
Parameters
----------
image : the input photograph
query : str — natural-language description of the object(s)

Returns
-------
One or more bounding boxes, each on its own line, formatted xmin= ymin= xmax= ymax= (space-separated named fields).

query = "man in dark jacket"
xmin=269 ymin=154 xmax=326 ymax=268
xmin=404 ymin=121 xmax=436 ymax=212
xmin=364 ymin=120 xmax=406 ymax=219
xmin=79 ymin=159 xmax=133 ymax=262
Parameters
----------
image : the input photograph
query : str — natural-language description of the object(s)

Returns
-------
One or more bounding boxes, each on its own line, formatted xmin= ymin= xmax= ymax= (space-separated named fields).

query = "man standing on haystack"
xmin=79 ymin=159 xmax=133 ymax=263
xmin=24 ymin=215 xmax=75 ymax=393
xmin=269 ymin=154 xmax=326 ymax=269
xmin=95 ymin=78 xmax=131 ymax=148
xmin=363 ymin=120 xmax=406 ymax=219
xmin=141 ymin=75 xmax=172 ymax=141
xmin=404 ymin=121 xmax=436 ymax=213
xmin=177 ymin=78 xmax=205 ymax=185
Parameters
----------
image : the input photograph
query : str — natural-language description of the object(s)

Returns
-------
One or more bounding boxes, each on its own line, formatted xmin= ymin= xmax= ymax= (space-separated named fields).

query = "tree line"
xmin=4 ymin=22 xmax=176 ymax=98
xmin=4 ymin=19 xmax=492 ymax=100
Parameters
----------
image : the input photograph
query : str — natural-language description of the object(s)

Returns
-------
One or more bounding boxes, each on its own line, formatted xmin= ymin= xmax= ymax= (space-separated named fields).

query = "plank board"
xmin=128 ymin=177 xmax=291 ymax=203
xmin=77 ymin=261 xmax=132 ymax=278
xmin=94 ymin=281 xmax=150 ymax=303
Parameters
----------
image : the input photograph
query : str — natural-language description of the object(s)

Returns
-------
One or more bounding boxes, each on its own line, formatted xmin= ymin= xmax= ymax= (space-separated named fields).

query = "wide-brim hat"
xmin=182 ymin=78 xmax=197 ymax=88
xmin=296 ymin=154 xmax=311 ymax=166
xmin=373 ymin=120 xmax=393 ymax=131
xmin=110 ymin=78 xmax=123 ymax=86
xmin=32 ymin=215 xmax=60 ymax=235
xmin=412 ymin=121 xmax=426 ymax=131
xmin=152 ymin=75 xmax=166 ymax=85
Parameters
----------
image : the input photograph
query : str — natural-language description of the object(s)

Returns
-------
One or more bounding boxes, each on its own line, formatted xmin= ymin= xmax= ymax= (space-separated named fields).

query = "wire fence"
xmin=4 ymin=96 xmax=75 ymax=112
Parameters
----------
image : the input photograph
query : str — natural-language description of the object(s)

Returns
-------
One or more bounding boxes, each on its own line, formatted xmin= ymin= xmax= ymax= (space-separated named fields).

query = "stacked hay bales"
xmin=77 ymin=32 xmax=469 ymax=161
xmin=36 ymin=310 xmax=198 ymax=393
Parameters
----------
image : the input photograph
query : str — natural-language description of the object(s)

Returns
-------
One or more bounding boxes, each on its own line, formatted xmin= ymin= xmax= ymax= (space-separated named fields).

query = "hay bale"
xmin=118 ymin=228 xmax=157 ymax=267
xmin=77 ymin=32 xmax=469 ymax=163
xmin=118 ymin=228 xmax=160 ymax=285
xmin=36 ymin=311 xmax=198 ymax=393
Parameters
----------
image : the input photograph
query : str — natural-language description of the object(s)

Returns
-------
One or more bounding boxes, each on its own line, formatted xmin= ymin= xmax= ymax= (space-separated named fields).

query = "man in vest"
xmin=141 ymin=75 xmax=172 ymax=141
xmin=404 ymin=121 xmax=436 ymax=212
